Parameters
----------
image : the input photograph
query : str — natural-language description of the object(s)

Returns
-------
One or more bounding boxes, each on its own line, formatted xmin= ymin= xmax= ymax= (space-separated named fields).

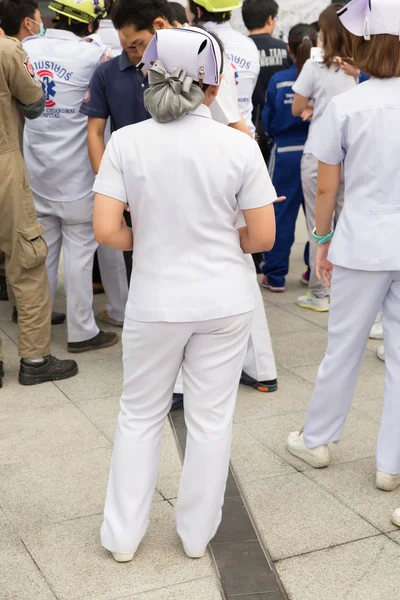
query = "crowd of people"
xmin=0 ymin=0 xmax=399 ymax=563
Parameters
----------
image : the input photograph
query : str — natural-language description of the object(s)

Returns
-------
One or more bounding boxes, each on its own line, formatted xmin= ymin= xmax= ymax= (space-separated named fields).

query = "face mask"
xmin=28 ymin=18 xmax=45 ymax=36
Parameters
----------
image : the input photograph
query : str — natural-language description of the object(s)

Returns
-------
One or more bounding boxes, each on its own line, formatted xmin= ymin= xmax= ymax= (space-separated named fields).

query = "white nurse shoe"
xmin=369 ymin=313 xmax=383 ymax=339
xmin=287 ymin=429 xmax=330 ymax=468
xmin=376 ymin=471 xmax=400 ymax=491
xmin=112 ymin=552 xmax=135 ymax=563
xmin=391 ymin=508 xmax=400 ymax=527
xmin=377 ymin=345 xmax=385 ymax=362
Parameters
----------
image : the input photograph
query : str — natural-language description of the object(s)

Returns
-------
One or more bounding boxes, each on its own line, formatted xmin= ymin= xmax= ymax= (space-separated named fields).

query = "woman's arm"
xmin=238 ymin=204 xmax=276 ymax=254
xmin=315 ymin=162 xmax=341 ymax=234
xmin=292 ymin=93 xmax=310 ymax=117
xmin=93 ymin=193 xmax=133 ymax=251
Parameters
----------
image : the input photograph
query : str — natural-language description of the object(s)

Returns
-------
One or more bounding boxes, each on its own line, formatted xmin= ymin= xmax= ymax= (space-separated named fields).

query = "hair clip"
xmin=364 ymin=16 xmax=371 ymax=40
xmin=198 ymin=66 xmax=205 ymax=89
xmin=302 ymin=35 xmax=310 ymax=41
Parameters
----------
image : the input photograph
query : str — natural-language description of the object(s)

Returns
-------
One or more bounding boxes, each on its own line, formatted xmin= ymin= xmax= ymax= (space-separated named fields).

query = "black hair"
xmin=54 ymin=13 xmax=99 ymax=35
xmin=288 ymin=23 xmax=317 ymax=74
xmin=0 ymin=0 xmax=38 ymax=36
xmin=169 ymin=1 xmax=186 ymax=25
xmin=242 ymin=0 xmax=278 ymax=31
xmin=189 ymin=0 xmax=231 ymax=24
xmin=112 ymin=0 xmax=174 ymax=31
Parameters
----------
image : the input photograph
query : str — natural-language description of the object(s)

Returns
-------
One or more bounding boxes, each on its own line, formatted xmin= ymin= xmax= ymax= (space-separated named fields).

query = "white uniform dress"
xmin=94 ymin=104 xmax=277 ymax=556
xmin=303 ymin=77 xmax=400 ymax=474
xmin=292 ymin=56 xmax=355 ymax=298
xmin=23 ymin=30 xmax=109 ymax=342
xmin=204 ymin=21 xmax=260 ymax=135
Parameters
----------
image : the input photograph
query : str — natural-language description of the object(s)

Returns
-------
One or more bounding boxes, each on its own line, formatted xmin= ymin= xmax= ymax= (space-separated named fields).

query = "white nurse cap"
xmin=338 ymin=0 xmax=400 ymax=40
xmin=140 ymin=27 xmax=222 ymax=86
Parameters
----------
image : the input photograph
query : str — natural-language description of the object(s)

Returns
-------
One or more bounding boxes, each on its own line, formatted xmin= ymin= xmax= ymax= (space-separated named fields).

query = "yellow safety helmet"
xmin=194 ymin=0 xmax=242 ymax=12
xmin=49 ymin=0 xmax=107 ymax=24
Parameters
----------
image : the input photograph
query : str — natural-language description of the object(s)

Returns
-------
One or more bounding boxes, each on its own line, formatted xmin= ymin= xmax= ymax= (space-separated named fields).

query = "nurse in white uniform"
xmin=286 ymin=0 xmax=400 ymax=497
xmin=93 ymin=27 xmax=277 ymax=561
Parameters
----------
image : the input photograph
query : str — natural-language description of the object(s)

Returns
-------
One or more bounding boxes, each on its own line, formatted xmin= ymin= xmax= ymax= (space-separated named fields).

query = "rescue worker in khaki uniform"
xmin=0 ymin=33 xmax=78 ymax=387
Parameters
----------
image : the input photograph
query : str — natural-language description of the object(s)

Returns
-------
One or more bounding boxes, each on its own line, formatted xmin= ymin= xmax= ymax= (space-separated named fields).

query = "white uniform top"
xmin=292 ymin=57 xmax=356 ymax=154
xmin=310 ymin=77 xmax=400 ymax=272
xmin=204 ymin=21 xmax=260 ymax=135
xmin=23 ymin=30 xmax=108 ymax=203
xmin=97 ymin=20 xmax=122 ymax=55
xmin=93 ymin=104 xmax=276 ymax=322
xmin=210 ymin=58 xmax=241 ymax=125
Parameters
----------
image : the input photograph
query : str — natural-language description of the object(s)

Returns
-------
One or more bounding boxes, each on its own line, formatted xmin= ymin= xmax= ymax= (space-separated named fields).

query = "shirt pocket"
xmin=17 ymin=223 xmax=48 ymax=270
xmin=369 ymin=204 xmax=400 ymax=215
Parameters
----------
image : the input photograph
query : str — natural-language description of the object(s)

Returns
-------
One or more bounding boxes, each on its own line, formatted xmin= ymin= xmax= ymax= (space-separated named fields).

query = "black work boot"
xmin=67 ymin=330 xmax=119 ymax=353
xmin=0 ymin=361 xmax=4 ymax=388
xmin=19 ymin=355 xmax=78 ymax=386
xmin=13 ymin=308 xmax=66 ymax=326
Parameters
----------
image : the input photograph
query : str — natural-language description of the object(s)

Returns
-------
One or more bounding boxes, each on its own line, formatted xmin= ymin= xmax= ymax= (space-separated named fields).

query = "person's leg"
xmin=262 ymin=149 xmax=304 ymax=290
xmin=376 ymin=273 xmax=400 ymax=475
xmin=62 ymin=198 xmax=100 ymax=343
xmin=35 ymin=195 xmax=62 ymax=307
xmin=97 ymin=244 xmax=129 ymax=325
xmin=302 ymin=267 xmax=389 ymax=448
xmin=175 ymin=311 xmax=252 ymax=557
xmin=298 ymin=153 xmax=330 ymax=308
xmin=242 ymin=254 xmax=277 ymax=387
xmin=101 ymin=319 xmax=188 ymax=555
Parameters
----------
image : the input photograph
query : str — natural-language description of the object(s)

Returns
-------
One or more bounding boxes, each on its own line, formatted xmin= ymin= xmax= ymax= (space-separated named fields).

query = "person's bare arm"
xmin=238 ymin=204 xmax=276 ymax=254
xmin=93 ymin=193 xmax=133 ymax=251
xmin=315 ymin=161 xmax=341 ymax=286
xmin=88 ymin=117 xmax=107 ymax=174
xmin=292 ymin=93 xmax=310 ymax=117
xmin=229 ymin=115 xmax=252 ymax=138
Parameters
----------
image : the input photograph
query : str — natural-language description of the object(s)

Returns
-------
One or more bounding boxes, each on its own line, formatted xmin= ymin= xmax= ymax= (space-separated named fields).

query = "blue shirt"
xmin=79 ymin=51 xmax=150 ymax=131
xmin=262 ymin=64 xmax=309 ymax=147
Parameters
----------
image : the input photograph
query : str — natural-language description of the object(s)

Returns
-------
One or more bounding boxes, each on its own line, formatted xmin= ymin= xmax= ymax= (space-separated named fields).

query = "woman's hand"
xmin=301 ymin=105 xmax=314 ymax=122
xmin=335 ymin=57 xmax=360 ymax=79
xmin=316 ymin=242 xmax=333 ymax=287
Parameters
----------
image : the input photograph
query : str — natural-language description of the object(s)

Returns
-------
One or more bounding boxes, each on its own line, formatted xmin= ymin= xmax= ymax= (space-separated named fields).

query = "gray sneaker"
xmin=67 ymin=330 xmax=119 ymax=353
xmin=297 ymin=291 xmax=329 ymax=313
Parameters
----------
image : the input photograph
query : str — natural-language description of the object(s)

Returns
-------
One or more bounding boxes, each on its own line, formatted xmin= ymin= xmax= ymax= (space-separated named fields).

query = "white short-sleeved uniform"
xmin=309 ymin=76 xmax=400 ymax=272
xmin=292 ymin=57 xmax=355 ymax=154
xmin=210 ymin=57 xmax=241 ymax=125
xmin=204 ymin=22 xmax=260 ymax=135
xmin=93 ymin=104 xmax=277 ymax=322
xmin=97 ymin=20 xmax=122 ymax=54
xmin=23 ymin=30 xmax=107 ymax=203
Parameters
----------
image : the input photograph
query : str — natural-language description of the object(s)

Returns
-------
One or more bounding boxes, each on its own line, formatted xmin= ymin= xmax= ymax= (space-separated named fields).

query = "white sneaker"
xmin=369 ymin=313 xmax=383 ymax=340
xmin=376 ymin=471 xmax=400 ymax=491
xmin=377 ymin=345 xmax=385 ymax=362
xmin=392 ymin=508 xmax=400 ymax=527
xmin=287 ymin=429 xmax=330 ymax=468
xmin=296 ymin=292 xmax=329 ymax=313
xmin=112 ymin=552 xmax=135 ymax=563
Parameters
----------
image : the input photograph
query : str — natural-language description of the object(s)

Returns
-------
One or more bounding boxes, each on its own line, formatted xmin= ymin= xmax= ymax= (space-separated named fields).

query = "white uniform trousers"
xmin=34 ymin=195 xmax=99 ymax=343
xmin=173 ymin=254 xmax=276 ymax=394
xmin=301 ymin=153 xmax=344 ymax=298
xmin=97 ymin=245 xmax=128 ymax=322
xmin=303 ymin=265 xmax=400 ymax=474
xmin=101 ymin=311 xmax=252 ymax=556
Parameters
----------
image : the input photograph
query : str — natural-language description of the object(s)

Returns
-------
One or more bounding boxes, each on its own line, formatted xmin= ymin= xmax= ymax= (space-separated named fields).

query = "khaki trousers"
xmin=0 ymin=149 xmax=51 ymax=359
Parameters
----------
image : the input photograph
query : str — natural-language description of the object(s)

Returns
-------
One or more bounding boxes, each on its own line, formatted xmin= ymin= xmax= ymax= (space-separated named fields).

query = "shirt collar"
xmin=119 ymin=50 xmax=136 ymax=71
xmin=188 ymin=104 xmax=212 ymax=119
xmin=44 ymin=29 xmax=80 ymax=41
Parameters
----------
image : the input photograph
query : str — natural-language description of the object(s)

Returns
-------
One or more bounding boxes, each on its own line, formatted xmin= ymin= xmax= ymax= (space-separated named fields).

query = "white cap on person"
xmin=337 ymin=0 xmax=400 ymax=40
xmin=140 ymin=28 xmax=222 ymax=86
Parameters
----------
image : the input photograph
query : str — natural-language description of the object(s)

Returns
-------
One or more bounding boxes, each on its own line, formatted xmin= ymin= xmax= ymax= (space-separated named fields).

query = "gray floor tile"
xmin=113 ymin=577 xmax=223 ymax=599
xmin=0 ymin=337 xmax=20 ymax=372
xmin=22 ymin=504 xmax=215 ymax=600
xmin=279 ymin=302 xmax=330 ymax=330
xmin=276 ymin=535 xmax=400 ymax=600
xmin=0 ymin=379 xmax=69 ymax=414
xmin=211 ymin=541 xmax=279 ymax=596
xmin=212 ymin=496 xmax=256 ymax=544
xmin=262 ymin=306 xmax=313 ymax=336
xmin=241 ymin=473 xmax=378 ymax=561
xmin=230 ymin=425 xmax=295 ymax=483
xmin=55 ymin=357 xmax=123 ymax=401
xmin=227 ymin=593 xmax=285 ymax=600
xmin=78 ymin=395 xmax=120 ymax=441
xmin=269 ymin=330 xmax=328 ymax=370
xmin=305 ymin=458 xmax=400 ymax=534
xmin=0 ymin=404 xmax=108 ymax=466
xmin=234 ymin=369 xmax=314 ymax=424
xmin=49 ymin=331 xmax=122 ymax=364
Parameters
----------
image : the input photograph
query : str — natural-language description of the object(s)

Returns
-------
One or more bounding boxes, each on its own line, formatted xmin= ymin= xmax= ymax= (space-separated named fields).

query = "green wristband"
xmin=312 ymin=228 xmax=333 ymax=245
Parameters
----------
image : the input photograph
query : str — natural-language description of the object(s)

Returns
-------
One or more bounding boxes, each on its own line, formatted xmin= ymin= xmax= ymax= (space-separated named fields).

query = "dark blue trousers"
xmin=262 ymin=144 xmax=305 ymax=288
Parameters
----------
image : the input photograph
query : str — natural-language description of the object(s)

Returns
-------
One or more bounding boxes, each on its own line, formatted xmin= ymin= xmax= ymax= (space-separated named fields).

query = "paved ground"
xmin=1 ymin=214 xmax=399 ymax=600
